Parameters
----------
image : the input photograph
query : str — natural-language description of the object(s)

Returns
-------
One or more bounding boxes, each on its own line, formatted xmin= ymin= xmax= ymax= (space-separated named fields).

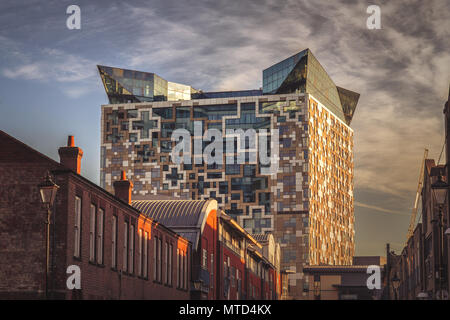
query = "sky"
xmin=0 ymin=0 xmax=449 ymax=256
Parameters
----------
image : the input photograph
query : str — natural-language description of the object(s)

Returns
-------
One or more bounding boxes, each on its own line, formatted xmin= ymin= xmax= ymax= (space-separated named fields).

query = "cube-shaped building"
xmin=99 ymin=49 xmax=359 ymax=299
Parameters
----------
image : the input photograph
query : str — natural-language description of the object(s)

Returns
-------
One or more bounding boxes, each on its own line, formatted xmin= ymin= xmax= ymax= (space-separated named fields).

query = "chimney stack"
xmin=113 ymin=170 xmax=133 ymax=204
xmin=58 ymin=135 xmax=83 ymax=174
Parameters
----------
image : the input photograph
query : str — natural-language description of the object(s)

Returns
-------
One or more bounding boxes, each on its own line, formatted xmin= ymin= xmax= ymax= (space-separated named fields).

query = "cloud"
xmin=355 ymin=201 xmax=410 ymax=216
xmin=0 ymin=0 xmax=449 ymax=255
xmin=0 ymin=37 xmax=98 ymax=98
xmin=2 ymin=47 xmax=96 ymax=83
xmin=3 ymin=63 xmax=42 ymax=80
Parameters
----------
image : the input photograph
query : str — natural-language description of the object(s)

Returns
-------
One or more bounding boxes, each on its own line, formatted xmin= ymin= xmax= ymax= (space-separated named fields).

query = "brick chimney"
xmin=113 ymin=171 xmax=133 ymax=204
xmin=58 ymin=135 xmax=83 ymax=174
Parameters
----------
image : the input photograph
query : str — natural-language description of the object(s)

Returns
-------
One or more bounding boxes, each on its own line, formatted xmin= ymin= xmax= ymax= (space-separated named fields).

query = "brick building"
xmin=132 ymin=199 xmax=218 ymax=299
xmin=0 ymin=130 xmax=281 ymax=300
xmin=386 ymin=159 xmax=448 ymax=300
xmin=0 ymin=131 xmax=192 ymax=299
xmin=218 ymin=212 xmax=280 ymax=300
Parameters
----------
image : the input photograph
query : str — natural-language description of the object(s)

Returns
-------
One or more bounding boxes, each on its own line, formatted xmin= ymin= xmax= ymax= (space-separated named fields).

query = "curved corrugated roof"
xmin=252 ymin=233 xmax=269 ymax=243
xmin=132 ymin=200 xmax=210 ymax=227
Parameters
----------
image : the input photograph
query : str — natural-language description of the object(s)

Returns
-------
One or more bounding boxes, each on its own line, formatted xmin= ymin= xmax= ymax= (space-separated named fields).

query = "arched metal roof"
xmin=251 ymin=233 xmax=269 ymax=243
xmin=132 ymin=199 xmax=218 ymax=250
xmin=132 ymin=199 xmax=211 ymax=228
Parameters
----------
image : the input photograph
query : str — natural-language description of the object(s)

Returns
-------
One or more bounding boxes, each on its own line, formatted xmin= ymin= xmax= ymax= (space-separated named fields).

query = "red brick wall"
xmin=0 ymin=132 xmax=63 ymax=299
xmin=192 ymin=209 xmax=217 ymax=299
xmin=54 ymin=172 xmax=191 ymax=299
xmin=220 ymin=246 xmax=246 ymax=300
xmin=0 ymin=131 xmax=191 ymax=299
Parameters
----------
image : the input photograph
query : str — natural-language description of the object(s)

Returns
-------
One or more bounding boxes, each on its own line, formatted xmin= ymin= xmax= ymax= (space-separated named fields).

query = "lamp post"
xmin=391 ymin=273 xmax=400 ymax=300
xmin=38 ymin=172 xmax=59 ymax=300
xmin=431 ymin=175 xmax=449 ymax=300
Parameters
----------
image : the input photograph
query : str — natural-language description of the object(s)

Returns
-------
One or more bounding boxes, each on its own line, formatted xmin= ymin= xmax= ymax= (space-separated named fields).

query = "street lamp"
xmin=391 ymin=273 xmax=400 ymax=300
xmin=192 ymin=279 xmax=202 ymax=291
xmin=431 ymin=175 xmax=449 ymax=206
xmin=431 ymin=175 xmax=449 ymax=300
xmin=38 ymin=171 xmax=59 ymax=300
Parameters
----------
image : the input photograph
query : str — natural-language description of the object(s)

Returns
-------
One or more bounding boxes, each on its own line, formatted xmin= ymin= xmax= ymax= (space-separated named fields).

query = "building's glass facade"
xmin=262 ymin=49 xmax=359 ymax=126
xmin=262 ymin=49 xmax=308 ymax=94
xmin=98 ymin=65 xmax=197 ymax=104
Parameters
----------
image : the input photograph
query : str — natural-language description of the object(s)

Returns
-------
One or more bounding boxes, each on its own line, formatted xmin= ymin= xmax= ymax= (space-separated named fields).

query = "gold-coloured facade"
xmin=307 ymin=97 xmax=355 ymax=267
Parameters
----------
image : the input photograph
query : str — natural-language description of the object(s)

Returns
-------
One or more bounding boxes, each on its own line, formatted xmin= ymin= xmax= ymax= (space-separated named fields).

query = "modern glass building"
xmin=98 ymin=65 xmax=198 ymax=104
xmin=98 ymin=49 xmax=359 ymax=299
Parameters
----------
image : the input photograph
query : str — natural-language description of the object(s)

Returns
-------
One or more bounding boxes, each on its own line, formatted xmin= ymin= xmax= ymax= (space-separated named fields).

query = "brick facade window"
xmin=138 ymin=229 xmax=143 ymax=277
xmin=97 ymin=208 xmax=104 ymax=264
xmin=89 ymin=204 xmax=96 ymax=262
xmin=202 ymin=248 xmax=208 ymax=269
xmin=164 ymin=242 xmax=169 ymax=284
xmin=168 ymin=243 xmax=173 ymax=286
xmin=154 ymin=236 xmax=162 ymax=282
xmin=123 ymin=221 xmax=128 ymax=272
xmin=184 ymin=251 xmax=188 ymax=289
xmin=143 ymin=231 xmax=148 ymax=278
xmin=153 ymin=237 xmax=157 ymax=280
xmin=179 ymin=250 xmax=185 ymax=289
xmin=111 ymin=215 xmax=117 ymax=268
xmin=74 ymin=196 xmax=82 ymax=258
xmin=158 ymin=238 xmax=162 ymax=282
xmin=176 ymin=248 xmax=180 ymax=288
xmin=210 ymin=253 xmax=214 ymax=289
xmin=129 ymin=224 xmax=134 ymax=274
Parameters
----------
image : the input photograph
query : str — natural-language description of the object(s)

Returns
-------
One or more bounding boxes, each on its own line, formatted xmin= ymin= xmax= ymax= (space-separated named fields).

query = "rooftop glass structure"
xmin=98 ymin=48 xmax=359 ymax=125
xmin=262 ymin=48 xmax=359 ymax=125
xmin=98 ymin=65 xmax=197 ymax=104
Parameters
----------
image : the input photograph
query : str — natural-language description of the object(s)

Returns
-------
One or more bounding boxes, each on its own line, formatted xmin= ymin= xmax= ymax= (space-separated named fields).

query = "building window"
xmin=210 ymin=253 xmax=214 ymax=289
xmin=178 ymin=249 xmax=188 ymax=290
xmin=165 ymin=242 xmax=169 ymax=284
xmin=168 ymin=243 xmax=173 ymax=286
xmin=143 ymin=231 xmax=148 ymax=278
xmin=158 ymin=238 xmax=162 ymax=282
xmin=74 ymin=196 xmax=82 ymax=258
xmin=111 ymin=215 xmax=117 ymax=268
xmin=202 ymin=248 xmax=208 ymax=270
xmin=89 ymin=204 xmax=96 ymax=262
xmin=180 ymin=251 xmax=184 ymax=289
xmin=231 ymin=266 xmax=236 ymax=288
xmin=177 ymin=248 xmax=180 ymax=288
xmin=138 ymin=229 xmax=143 ymax=277
xmin=153 ymin=237 xmax=157 ymax=280
xmin=237 ymin=270 xmax=241 ymax=299
xmin=123 ymin=221 xmax=128 ymax=272
xmin=97 ymin=208 xmax=104 ymax=264
xmin=184 ymin=251 xmax=188 ymax=289
xmin=129 ymin=224 xmax=134 ymax=274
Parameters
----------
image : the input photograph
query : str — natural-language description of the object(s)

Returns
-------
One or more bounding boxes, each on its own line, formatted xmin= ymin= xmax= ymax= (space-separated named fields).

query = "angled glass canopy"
xmin=98 ymin=65 xmax=196 ymax=104
xmin=262 ymin=49 xmax=359 ymax=125
xmin=99 ymin=48 xmax=359 ymax=125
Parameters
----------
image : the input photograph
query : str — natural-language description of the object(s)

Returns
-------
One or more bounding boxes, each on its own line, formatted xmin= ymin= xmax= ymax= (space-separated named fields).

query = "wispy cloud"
xmin=1 ymin=38 xmax=98 ymax=98
xmin=2 ymin=47 xmax=96 ymax=83
xmin=0 ymin=0 xmax=449 ymax=255
xmin=355 ymin=201 xmax=410 ymax=216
